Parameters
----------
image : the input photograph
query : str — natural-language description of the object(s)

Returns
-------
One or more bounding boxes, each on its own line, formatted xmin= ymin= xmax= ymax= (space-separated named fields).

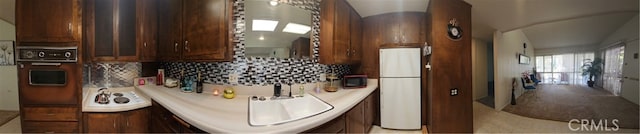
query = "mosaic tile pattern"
xmin=83 ymin=62 xmax=141 ymax=88
xmin=160 ymin=0 xmax=350 ymax=86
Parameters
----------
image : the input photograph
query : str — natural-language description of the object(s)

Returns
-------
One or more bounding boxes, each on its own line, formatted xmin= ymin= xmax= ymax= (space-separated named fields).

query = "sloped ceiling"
xmin=0 ymin=0 xmax=15 ymax=24
xmin=464 ymin=0 xmax=639 ymax=48
xmin=346 ymin=0 xmax=429 ymax=18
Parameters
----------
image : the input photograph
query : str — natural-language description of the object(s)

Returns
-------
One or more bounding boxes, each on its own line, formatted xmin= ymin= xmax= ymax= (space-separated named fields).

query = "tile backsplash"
xmin=83 ymin=62 xmax=142 ymax=88
xmin=82 ymin=0 xmax=351 ymax=87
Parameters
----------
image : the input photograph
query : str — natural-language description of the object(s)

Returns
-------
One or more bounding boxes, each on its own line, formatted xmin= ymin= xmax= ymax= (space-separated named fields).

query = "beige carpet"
xmin=503 ymin=84 xmax=639 ymax=129
xmin=0 ymin=111 xmax=18 ymax=126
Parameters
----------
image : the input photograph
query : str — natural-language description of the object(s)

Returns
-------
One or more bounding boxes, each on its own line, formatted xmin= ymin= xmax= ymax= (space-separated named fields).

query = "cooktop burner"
xmin=114 ymin=97 xmax=130 ymax=104
xmin=113 ymin=93 xmax=123 ymax=97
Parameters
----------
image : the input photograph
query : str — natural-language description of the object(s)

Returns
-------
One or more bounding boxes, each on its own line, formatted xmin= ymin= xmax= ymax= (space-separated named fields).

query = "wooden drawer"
xmin=23 ymin=107 xmax=78 ymax=121
xmin=22 ymin=121 xmax=79 ymax=133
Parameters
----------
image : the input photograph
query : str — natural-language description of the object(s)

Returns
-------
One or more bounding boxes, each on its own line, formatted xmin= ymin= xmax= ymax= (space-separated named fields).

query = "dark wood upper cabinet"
xmin=320 ymin=0 xmax=362 ymax=65
xmin=157 ymin=0 xmax=233 ymax=62
xmin=157 ymin=0 xmax=183 ymax=61
xmin=16 ymin=0 xmax=82 ymax=43
xmin=349 ymin=10 xmax=362 ymax=63
xmin=138 ymin=0 xmax=159 ymax=62
xmin=86 ymin=0 xmax=139 ymax=61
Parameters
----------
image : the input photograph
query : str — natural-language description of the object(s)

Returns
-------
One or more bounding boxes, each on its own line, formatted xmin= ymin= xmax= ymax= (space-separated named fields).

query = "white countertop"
xmin=135 ymin=79 xmax=378 ymax=133
xmin=82 ymin=87 xmax=152 ymax=112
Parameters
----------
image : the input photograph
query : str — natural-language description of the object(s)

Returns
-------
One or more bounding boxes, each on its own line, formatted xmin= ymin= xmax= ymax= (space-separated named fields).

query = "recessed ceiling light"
xmin=282 ymin=23 xmax=311 ymax=34
xmin=252 ymin=19 xmax=278 ymax=32
xmin=259 ymin=36 xmax=265 ymax=40
xmin=269 ymin=0 xmax=278 ymax=6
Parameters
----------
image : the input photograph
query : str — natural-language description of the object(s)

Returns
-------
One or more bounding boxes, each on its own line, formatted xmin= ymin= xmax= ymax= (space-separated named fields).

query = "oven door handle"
xmin=31 ymin=63 xmax=62 ymax=66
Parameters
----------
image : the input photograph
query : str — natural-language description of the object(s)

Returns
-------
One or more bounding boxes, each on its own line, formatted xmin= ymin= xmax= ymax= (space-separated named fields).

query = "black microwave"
xmin=343 ymin=74 xmax=367 ymax=89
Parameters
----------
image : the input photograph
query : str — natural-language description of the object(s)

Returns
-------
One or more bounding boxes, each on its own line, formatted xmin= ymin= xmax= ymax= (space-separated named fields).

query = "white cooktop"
xmin=87 ymin=91 xmax=146 ymax=107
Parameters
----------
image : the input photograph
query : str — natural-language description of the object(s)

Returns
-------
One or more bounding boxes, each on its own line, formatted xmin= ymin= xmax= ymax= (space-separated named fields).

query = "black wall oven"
xmin=17 ymin=46 xmax=79 ymax=105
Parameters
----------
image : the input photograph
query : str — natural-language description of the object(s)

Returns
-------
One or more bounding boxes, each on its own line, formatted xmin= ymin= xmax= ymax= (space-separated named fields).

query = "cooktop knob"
xmin=64 ymin=52 xmax=72 ymax=58
xmin=38 ymin=52 xmax=45 ymax=58
xmin=24 ymin=51 xmax=35 ymax=59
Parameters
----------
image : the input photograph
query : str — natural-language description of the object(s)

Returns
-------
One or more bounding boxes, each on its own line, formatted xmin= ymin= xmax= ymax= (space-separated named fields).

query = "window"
xmin=535 ymin=52 xmax=594 ymax=85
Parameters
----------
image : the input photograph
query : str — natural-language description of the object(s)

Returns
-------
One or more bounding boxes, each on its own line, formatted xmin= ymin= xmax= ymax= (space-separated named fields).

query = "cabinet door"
xmin=16 ymin=0 xmax=80 ymax=42
xmin=333 ymin=0 xmax=351 ymax=64
xmin=364 ymin=94 xmax=374 ymax=132
xmin=305 ymin=115 xmax=346 ymax=133
xmin=182 ymin=0 xmax=231 ymax=61
xmin=88 ymin=0 xmax=116 ymax=61
xmin=157 ymin=0 xmax=183 ymax=61
xmin=116 ymin=0 xmax=139 ymax=61
xmin=138 ymin=0 xmax=158 ymax=62
xmin=349 ymin=10 xmax=362 ymax=63
xmin=84 ymin=113 xmax=120 ymax=133
xmin=87 ymin=0 xmax=138 ymax=61
xmin=122 ymin=108 xmax=149 ymax=133
xmin=346 ymin=101 xmax=365 ymax=133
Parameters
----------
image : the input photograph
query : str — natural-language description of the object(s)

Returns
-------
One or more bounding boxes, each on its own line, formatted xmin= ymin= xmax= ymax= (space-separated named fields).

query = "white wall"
xmin=0 ymin=19 xmax=18 ymax=111
xmin=472 ymin=39 xmax=489 ymax=100
xmin=600 ymin=15 xmax=639 ymax=105
xmin=493 ymin=30 xmax=535 ymax=110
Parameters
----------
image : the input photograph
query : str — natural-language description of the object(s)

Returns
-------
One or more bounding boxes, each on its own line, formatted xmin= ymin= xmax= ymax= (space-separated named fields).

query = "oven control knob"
xmin=38 ymin=52 xmax=45 ymax=58
xmin=64 ymin=52 xmax=72 ymax=58
xmin=24 ymin=51 xmax=35 ymax=59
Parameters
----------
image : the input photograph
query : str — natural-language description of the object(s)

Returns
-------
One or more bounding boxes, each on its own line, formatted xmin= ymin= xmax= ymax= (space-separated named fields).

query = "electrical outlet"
xmin=319 ymin=73 xmax=326 ymax=81
xmin=450 ymin=88 xmax=459 ymax=96
xmin=229 ymin=73 xmax=239 ymax=84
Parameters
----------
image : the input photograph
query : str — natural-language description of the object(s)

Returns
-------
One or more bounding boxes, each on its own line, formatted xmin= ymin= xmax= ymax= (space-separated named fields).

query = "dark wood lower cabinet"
xmin=83 ymin=108 xmax=149 ymax=133
xmin=22 ymin=122 xmax=79 ymax=133
xmin=306 ymin=92 xmax=376 ymax=133
xmin=304 ymin=115 xmax=346 ymax=133
xmin=150 ymin=100 xmax=205 ymax=133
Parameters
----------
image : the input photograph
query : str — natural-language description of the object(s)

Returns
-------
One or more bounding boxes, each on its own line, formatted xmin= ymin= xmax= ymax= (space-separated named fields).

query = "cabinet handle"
xmin=144 ymin=42 xmax=147 ymax=48
xmin=174 ymin=43 xmax=179 ymax=52
xmin=113 ymin=119 xmax=117 ymax=128
xmin=184 ymin=40 xmax=190 ymax=52
xmin=172 ymin=115 xmax=191 ymax=128
xmin=68 ymin=23 xmax=72 ymax=34
xmin=346 ymin=48 xmax=350 ymax=56
xmin=126 ymin=117 xmax=130 ymax=127
xmin=46 ymin=113 xmax=55 ymax=116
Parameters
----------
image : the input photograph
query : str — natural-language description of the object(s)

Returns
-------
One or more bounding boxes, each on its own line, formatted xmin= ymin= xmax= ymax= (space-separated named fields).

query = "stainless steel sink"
xmin=248 ymin=94 xmax=333 ymax=126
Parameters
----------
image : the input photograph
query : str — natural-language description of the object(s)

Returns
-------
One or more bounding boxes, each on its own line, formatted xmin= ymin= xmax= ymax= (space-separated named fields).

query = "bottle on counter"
xmin=179 ymin=69 xmax=186 ymax=90
xmin=156 ymin=69 xmax=164 ymax=85
xmin=196 ymin=71 xmax=203 ymax=93
xmin=298 ymin=85 xmax=304 ymax=97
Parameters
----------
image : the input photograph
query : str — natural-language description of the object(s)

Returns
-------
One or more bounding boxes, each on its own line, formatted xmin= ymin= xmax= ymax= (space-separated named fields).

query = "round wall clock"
xmin=447 ymin=18 xmax=462 ymax=40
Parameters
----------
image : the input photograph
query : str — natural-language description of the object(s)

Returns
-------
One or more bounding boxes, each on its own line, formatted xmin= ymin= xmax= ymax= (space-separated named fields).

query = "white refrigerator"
xmin=379 ymin=48 xmax=421 ymax=130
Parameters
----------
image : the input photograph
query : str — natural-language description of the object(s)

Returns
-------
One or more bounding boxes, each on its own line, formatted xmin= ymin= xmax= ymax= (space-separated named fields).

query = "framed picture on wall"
xmin=0 ymin=40 xmax=15 ymax=66
xmin=519 ymin=54 xmax=530 ymax=65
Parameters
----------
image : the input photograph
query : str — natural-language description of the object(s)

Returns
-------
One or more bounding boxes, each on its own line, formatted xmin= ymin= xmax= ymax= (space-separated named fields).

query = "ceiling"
xmin=0 ymin=0 xmax=14 ymax=24
xmin=346 ymin=0 xmax=429 ymax=18
xmin=464 ymin=0 xmax=639 ymax=48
